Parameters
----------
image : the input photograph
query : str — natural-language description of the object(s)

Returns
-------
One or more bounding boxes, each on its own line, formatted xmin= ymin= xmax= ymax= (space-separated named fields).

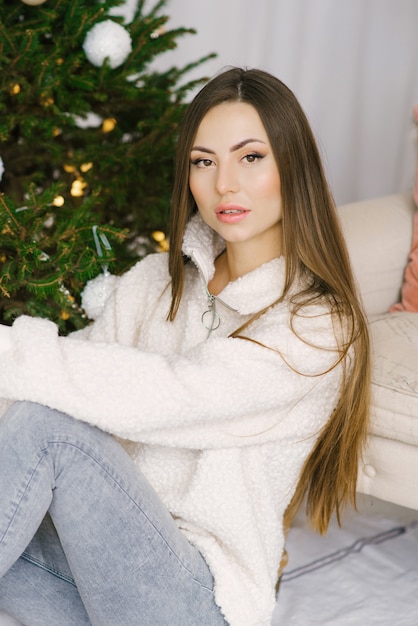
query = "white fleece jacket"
xmin=0 ymin=214 xmax=343 ymax=626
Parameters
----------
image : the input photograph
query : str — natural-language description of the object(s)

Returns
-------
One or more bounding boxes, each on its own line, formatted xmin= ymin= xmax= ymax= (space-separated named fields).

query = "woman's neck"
xmin=208 ymin=239 xmax=282 ymax=296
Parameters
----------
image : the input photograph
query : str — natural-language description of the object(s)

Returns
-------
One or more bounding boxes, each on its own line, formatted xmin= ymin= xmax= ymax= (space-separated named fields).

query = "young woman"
xmin=0 ymin=67 xmax=370 ymax=626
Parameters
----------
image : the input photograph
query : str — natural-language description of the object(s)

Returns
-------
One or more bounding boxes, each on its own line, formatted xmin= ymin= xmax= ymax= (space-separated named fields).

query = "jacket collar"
xmin=182 ymin=213 xmax=286 ymax=315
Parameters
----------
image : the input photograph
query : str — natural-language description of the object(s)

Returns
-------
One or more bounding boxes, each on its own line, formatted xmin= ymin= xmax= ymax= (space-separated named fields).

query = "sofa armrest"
xmin=337 ymin=193 xmax=415 ymax=316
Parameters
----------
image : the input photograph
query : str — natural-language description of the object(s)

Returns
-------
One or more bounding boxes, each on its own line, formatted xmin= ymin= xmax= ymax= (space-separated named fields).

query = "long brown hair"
xmin=168 ymin=67 xmax=370 ymax=534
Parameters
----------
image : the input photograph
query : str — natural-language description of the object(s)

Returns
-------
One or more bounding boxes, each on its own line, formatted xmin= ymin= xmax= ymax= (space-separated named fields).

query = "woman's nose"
xmin=215 ymin=162 xmax=240 ymax=195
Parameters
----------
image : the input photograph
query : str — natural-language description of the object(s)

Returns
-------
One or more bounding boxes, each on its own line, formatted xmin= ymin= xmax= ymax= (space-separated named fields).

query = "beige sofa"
xmin=337 ymin=193 xmax=418 ymax=511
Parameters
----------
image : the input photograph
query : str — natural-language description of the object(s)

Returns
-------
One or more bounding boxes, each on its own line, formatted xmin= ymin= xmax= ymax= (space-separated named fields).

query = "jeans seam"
xmin=0 ymin=450 xmax=47 ymax=544
xmin=21 ymin=551 xmax=77 ymax=587
xmin=49 ymin=439 xmax=214 ymax=593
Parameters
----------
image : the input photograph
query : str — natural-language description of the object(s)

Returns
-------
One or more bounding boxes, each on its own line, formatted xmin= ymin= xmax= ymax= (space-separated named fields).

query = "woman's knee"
xmin=0 ymin=401 xmax=102 ymax=455
xmin=3 ymin=401 xmax=57 ymax=424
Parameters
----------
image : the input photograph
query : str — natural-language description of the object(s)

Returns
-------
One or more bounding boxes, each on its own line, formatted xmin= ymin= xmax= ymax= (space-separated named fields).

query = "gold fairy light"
xmin=152 ymin=231 xmax=169 ymax=252
xmin=10 ymin=83 xmax=21 ymax=95
xmin=52 ymin=195 xmax=65 ymax=207
xmin=102 ymin=118 xmax=117 ymax=133
xmin=40 ymin=94 xmax=54 ymax=106
xmin=64 ymin=162 xmax=91 ymax=197
xmin=59 ymin=283 xmax=85 ymax=319
xmin=152 ymin=231 xmax=165 ymax=243
xmin=70 ymin=179 xmax=88 ymax=197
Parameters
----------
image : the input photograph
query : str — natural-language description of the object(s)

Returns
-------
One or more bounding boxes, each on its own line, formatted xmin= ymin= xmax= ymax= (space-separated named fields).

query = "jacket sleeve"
xmin=0 ymin=310 xmax=343 ymax=449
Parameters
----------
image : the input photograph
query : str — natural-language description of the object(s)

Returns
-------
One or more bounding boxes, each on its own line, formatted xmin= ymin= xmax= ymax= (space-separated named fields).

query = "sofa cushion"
xmin=337 ymin=194 xmax=415 ymax=316
xmin=369 ymin=312 xmax=418 ymax=446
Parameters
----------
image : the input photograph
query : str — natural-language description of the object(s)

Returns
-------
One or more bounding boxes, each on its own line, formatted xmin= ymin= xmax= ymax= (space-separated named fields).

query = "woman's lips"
xmin=215 ymin=205 xmax=250 ymax=223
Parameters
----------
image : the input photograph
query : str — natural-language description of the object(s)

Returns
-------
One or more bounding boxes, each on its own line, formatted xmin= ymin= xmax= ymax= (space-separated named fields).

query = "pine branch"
xmin=0 ymin=0 xmax=216 ymax=332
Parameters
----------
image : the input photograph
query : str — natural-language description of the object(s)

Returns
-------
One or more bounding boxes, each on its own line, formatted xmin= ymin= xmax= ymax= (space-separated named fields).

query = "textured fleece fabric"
xmin=0 ymin=214 xmax=343 ymax=626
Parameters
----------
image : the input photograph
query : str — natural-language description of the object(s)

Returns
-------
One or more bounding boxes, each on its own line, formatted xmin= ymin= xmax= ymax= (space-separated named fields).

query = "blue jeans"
xmin=0 ymin=402 xmax=227 ymax=626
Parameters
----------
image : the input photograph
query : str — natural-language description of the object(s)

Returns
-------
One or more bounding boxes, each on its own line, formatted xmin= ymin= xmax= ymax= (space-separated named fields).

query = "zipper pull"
xmin=201 ymin=289 xmax=220 ymax=337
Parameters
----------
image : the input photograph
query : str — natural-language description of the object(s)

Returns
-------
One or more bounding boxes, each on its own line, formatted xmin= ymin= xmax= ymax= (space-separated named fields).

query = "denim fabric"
xmin=0 ymin=402 xmax=227 ymax=626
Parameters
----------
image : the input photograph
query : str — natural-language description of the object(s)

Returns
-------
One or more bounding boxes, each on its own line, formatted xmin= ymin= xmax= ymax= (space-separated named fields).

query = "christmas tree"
xmin=0 ymin=0 xmax=214 ymax=332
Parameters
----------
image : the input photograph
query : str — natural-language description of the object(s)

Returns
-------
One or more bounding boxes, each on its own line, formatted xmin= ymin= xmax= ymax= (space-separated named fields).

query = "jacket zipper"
xmin=191 ymin=250 xmax=238 ymax=337
xmin=201 ymin=287 xmax=221 ymax=338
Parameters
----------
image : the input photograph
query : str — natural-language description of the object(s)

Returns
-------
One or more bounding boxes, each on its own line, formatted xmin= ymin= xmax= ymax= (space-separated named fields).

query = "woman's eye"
xmin=243 ymin=153 xmax=264 ymax=164
xmin=191 ymin=158 xmax=213 ymax=168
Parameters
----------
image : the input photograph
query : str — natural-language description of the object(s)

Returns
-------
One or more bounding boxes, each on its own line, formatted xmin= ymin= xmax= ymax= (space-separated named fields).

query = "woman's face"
xmin=189 ymin=101 xmax=283 ymax=259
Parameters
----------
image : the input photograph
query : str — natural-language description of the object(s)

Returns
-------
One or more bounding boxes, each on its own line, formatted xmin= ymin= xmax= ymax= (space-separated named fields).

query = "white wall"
xmin=154 ymin=0 xmax=418 ymax=205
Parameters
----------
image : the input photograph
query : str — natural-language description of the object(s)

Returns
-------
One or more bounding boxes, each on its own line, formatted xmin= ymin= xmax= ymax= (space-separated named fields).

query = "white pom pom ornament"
xmin=81 ymin=271 xmax=118 ymax=320
xmin=83 ymin=20 xmax=132 ymax=69
xmin=21 ymin=0 xmax=47 ymax=5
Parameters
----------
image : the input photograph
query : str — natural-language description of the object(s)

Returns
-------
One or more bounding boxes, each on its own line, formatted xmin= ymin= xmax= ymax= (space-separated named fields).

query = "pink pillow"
xmin=389 ymin=105 xmax=418 ymax=312
xmin=414 ymin=104 xmax=418 ymax=207
xmin=390 ymin=211 xmax=418 ymax=312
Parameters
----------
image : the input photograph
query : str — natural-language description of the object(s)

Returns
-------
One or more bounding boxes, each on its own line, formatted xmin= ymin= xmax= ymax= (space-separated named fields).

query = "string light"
xmin=102 ymin=118 xmax=117 ymax=133
xmin=70 ymin=179 xmax=88 ymax=197
xmin=152 ymin=230 xmax=169 ymax=252
xmin=63 ymin=162 xmax=92 ymax=198
xmin=152 ymin=230 xmax=165 ymax=243
xmin=10 ymin=83 xmax=21 ymax=95
xmin=59 ymin=283 xmax=87 ymax=320
xmin=1 ymin=224 xmax=13 ymax=235
xmin=40 ymin=94 xmax=54 ymax=107
xmin=52 ymin=195 xmax=65 ymax=207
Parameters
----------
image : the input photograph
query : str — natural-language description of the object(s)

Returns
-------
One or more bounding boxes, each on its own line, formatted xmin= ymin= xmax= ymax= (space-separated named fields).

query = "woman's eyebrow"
xmin=190 ymin=145 xmax=215 ymax=154
xmin=230 ymin=138 xmax=266 ymax=152
xmin=191 ymin=138 xmax=266 ymax=154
